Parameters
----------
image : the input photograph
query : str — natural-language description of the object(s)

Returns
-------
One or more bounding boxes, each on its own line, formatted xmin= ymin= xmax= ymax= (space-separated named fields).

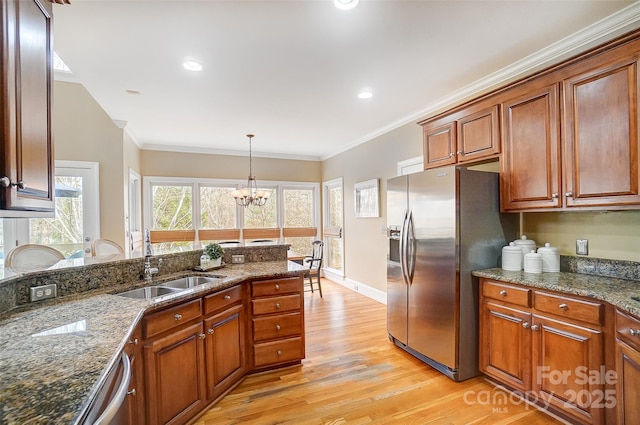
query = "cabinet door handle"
xmin=531 ymin=324 xmax=539 ymax=331
xmin=275 ymin=284 xmax=280 ymax=290
xmin=128 ymin=338 xmax=138 ymax=345
xmin=499 ymin=290 xmax=507 ymax=296
xmin=276 ymin=350 xmax=283 ymax=356
xmin=522 ymin=322 xmax=530 ymax=329
xmin=127 ymin=388 xmax=136 ymax=397
xmin=0 ymin=177 xmax=25 ymax=189
xmin=174 ymin=313 xmax=183 ymax=321
xmin=275 ymin=324 xmax=281 ymax=331
xmin=208 ymin=328 xmax=214 ymax=335
xmin=198 ymin=333 xmax=206 ymax=339
xmin=456 ymin=150 xmax=463 ymax=155
xmin=565 ymin=192 xmax=573 ymax=197
xmin=275 ymin=303 xmax=281 ymax=309
xmin=448 ymin=153 xmax=454 ymax=158
xmin=551 ymin=193 xmax=558 ymax=199
xmin=558 ymin=303 xmax=568 ymax=310
xmin=630 ymin=329 xmax=640 ymax=336
xmin=224 ymin=295 xmax=231 ymax=301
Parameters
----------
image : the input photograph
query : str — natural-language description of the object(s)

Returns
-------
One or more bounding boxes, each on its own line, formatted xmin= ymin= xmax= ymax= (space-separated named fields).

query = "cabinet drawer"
xmin=482 ymin=281 xmax=530 ymax=307
xmin=252 ymin=277 xmax=301 ymax=297
xmin=253 ymin=337 xmax=304 ymax=368
xmin=143 ymin=298 xmax=202 ymax=339
xmin=253 ymin=312 xmax=301 ymax=342
xmin=204 ymin=285 xmax=242 ymax=315
xmin=533 ymin=291 xmax=602 ymax=326
xmin=616 ymin=309 xmax=640 ymax=351
xmin=252 ymin=294 xmax=301 ymax=316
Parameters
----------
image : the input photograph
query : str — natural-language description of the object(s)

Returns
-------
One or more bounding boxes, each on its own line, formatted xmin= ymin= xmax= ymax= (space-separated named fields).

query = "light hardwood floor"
xmin=193 ymin=279 xmax=563 ymax=425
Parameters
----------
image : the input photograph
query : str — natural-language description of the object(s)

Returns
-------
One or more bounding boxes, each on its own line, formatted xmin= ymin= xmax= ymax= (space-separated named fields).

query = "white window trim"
xmin=143 ymin=176 xmax=320 ymax=246
xmin=322 ymin=177 xmax=344 ymax=277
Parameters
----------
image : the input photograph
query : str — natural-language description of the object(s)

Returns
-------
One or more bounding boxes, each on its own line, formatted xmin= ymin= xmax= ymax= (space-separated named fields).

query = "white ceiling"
xmin=53 ymin=0 xmax=639 ymax=161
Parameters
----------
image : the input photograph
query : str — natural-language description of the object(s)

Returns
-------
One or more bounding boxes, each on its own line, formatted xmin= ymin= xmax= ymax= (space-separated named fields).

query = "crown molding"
xmin=322 ymin=2 xmax=640 ymax=161
xmin=140 ymin=143 xmax=322 ymax=162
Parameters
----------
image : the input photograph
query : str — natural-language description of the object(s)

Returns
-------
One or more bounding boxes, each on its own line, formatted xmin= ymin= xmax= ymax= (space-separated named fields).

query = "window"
xmin=143 ymin=177 xmax=319 ymax=251
xmin=323 ymin=178 xmax=344 ymax=275
xmin=150 ymin=183 xmax=193 ymax=251
xmin=1 ymin=161 xmax=100 ymax=260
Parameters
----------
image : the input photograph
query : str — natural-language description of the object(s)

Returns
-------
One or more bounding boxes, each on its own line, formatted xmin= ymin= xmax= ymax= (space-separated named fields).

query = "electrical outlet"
xmin=231 ymin=254 xmax=245 ymax=264
xmin=576 ymin=239 xmax=589 ymax=256
xmin=30 ymin=284 xmax=57 ymax=302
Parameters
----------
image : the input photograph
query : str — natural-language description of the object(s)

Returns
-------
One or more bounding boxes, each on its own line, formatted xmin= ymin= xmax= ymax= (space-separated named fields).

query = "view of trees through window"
xmin=152 ymin=185 xmax=193 ymax=250
xmin=30 ymin=176 xmax=84 ymax=257
xmin=326 ymin=184 xmax=344 ymax=272
xmin=148 ymin=180 xmax=319 ymax=255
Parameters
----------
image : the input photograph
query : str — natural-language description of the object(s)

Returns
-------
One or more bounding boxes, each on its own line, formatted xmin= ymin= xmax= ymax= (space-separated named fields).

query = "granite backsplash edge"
xmin=0 ymin=245 xmax=290 ymax=316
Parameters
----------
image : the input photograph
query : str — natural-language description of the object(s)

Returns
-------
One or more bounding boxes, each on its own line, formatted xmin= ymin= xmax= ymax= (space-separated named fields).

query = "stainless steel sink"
xmin=117 ymin=286 xmax=183 ymax=300
xmin=160 ymin=275 xmax=224 ymax=289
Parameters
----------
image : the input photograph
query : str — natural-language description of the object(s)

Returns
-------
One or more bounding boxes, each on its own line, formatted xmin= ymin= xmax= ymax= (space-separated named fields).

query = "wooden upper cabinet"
xmin=422 ymin=105 xmax=500 ymax=170
xmin=423 ymin=121 xmax=456 ymax=169
xmin=563 ymin=57 xmax=640 ymax=208
xmin=0 ymin=0 xmax=55 ymax=216
xmin=456 ymin=105 xmax=500 ymax=163
xmin=501 ymin=83 xmax=562 ymax=211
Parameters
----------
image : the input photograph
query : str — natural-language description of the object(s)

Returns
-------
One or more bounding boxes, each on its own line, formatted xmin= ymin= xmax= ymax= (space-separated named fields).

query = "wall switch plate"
xmin=576 ymin=239 xmax=589 ymax=255
xmin=231 ymin=254 xmax=245 ymax=264
xmin=30 ymin=284 xmax=57 ymax=302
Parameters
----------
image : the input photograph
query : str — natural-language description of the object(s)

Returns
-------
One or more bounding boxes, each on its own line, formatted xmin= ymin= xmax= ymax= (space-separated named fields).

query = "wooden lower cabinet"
xmin=143 ymin=321 xmax=207 ymax=425
xmin=615 ymin=310 xmax=640 ymax=424
xmin=204 ymin=304 xmax=246 ymax=400
xmin=480 ymin=302 xmax=532 ymax=391
xmin=479 ymin=279 xmax=610 ymax=425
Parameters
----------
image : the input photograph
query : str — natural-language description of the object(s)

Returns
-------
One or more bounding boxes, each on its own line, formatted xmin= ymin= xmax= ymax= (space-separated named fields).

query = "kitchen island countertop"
xmin=0 ymin=260 xmax=305 ymax=425
xmin=472 ymin=268 xmax=640 ymax=318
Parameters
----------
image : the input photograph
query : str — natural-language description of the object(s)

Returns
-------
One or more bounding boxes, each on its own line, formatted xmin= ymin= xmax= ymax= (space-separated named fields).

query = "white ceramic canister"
xmin=514 ymin=235 xmax=536 ymax=259
xmin=502 ymin=242 xmax=523 ymax=271
xmin=524 ymin=250 xmax=543 ymax=273
xmin=537 ymin=242 xmax=560 ymax=272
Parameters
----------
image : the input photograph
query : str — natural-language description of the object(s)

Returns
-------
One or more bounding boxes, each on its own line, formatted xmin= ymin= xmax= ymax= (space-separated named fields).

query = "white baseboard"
xmin=322 ymin=269 xmax=387 ymax=305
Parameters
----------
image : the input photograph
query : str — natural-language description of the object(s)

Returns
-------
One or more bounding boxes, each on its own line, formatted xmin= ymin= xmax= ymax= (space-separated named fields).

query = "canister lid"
xmin=502 ymin=241 xmax=522 ymax=252
xmin=537 ymin=242 xmax=559 ymax=254
xmin=514 ymin=235 xmax=536 ymax=246
xmin=524 ymin=249 xmax=542 ymax=259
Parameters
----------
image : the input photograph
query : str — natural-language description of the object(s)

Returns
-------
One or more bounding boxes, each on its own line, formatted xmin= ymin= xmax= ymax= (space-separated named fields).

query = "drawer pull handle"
xmin=275 ymin=303 xmax=281 ymax=309
xmin=127 ymin=388 xmax=136 ymax=397
xmin=558 ymin=303 xmax=569 ymax=310
xmin=499 ymin=290 xmax=507 ymax=296
xmin=128 ymin=338 xmax=138 ymax=345
xmin=276 ymin=349 xmax=282 ymax=356
xmin=630 ymin=329 xmax=640 ymax=336
xmin=565 ymin=192 xmax=573 ymax=198
xmin=224 ymin=295 xmax=231 ymax=301
xmin=198 ymin=333 xmax=206 ymax=339
xmin=275 ymin=324 xmax=281 ymax=330
xmin=551 ymin=193 xmax=558 ymax=199
xmin=208 ymin=328 xmax=214 ymax=335
xmin=174 ymin=313 xmax=183 ymax=321
xmin=522 ymin=322 xmax=530 ymax=329
xmin=275 ymin=284 xmax=280 ymax=290
xmin=531 ymin=324 xmax=539 ymax=331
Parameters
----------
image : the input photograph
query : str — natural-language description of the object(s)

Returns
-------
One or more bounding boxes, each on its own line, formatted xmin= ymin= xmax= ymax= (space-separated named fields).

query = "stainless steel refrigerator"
xmin=387 ymin=165 xmax=517 ymax=381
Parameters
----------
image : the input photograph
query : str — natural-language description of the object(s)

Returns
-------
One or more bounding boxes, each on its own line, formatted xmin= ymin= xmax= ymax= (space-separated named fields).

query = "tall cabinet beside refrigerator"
xmin=387 ymin=166 xmax=517 ymax=381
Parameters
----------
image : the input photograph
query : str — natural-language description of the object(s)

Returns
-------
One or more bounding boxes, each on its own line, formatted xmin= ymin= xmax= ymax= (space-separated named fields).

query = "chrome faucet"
xmin=144 ymin=228 xmax=153 ymax=257
xmin=144 ymin=257 xmax=162 ymax=282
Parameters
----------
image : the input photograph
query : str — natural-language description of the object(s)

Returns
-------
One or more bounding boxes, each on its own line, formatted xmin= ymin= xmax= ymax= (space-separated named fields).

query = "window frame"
xmin=143 ymin=176 xmax=320 ymax=248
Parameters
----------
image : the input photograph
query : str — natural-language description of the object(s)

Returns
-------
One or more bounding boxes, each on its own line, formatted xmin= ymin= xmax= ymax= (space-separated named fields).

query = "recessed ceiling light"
xmin=358 ymin=90 xmax=373 ymax=99
xmin=183 ymin=60 xmax=203 ymax=72
xmin=334 ymin=0 xmax=359 ymax=11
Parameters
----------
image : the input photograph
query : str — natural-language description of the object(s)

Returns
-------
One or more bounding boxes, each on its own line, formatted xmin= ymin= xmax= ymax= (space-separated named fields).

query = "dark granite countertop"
xmin=472 ymin=268 xmax=640 ymax=317
xmin=0 ymin=260 xmax=305 ymax=425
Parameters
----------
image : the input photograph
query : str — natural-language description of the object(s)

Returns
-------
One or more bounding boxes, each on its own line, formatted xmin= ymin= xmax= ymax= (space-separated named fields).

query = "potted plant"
xmin=203 ymin=243 xmax=225 ymax=267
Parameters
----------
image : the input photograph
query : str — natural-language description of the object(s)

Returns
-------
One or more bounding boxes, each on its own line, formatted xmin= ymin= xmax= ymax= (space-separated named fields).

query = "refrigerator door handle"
xmin=399 ymin=209 xmax=409 ymax=285
xmin=406 ymin=210 xmax=416 ymax=284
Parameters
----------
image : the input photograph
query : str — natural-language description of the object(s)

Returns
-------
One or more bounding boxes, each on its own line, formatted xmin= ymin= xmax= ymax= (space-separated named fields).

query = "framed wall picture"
xmin=354 ymin=178 xmax=379 ymax=218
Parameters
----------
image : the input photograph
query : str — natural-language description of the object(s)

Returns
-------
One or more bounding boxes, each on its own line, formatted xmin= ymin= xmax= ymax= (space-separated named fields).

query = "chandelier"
xmin=232 ymin=134 xmax=271 ymax=207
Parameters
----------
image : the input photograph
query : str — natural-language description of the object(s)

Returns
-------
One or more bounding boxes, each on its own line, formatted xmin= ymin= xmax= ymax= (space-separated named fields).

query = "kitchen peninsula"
xmin=0 ymin=244 xmax=306 ymax=425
